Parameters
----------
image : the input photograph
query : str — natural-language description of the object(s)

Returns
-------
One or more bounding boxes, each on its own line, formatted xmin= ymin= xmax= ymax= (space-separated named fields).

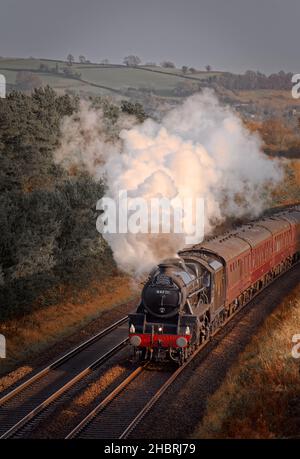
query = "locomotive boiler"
xmin=128 ymin=206 xmax=300 ymax=364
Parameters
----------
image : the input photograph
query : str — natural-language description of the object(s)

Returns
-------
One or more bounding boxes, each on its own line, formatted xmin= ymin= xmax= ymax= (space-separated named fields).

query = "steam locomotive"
xmin=128 ymin=206 xmax=300 ymax=364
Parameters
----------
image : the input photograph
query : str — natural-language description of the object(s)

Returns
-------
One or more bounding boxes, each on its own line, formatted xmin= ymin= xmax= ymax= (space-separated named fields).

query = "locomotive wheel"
xmin=178 ymin=351 xmax=184 ymax=366
xmin=140 ymin=348 xmax=147 ymax=361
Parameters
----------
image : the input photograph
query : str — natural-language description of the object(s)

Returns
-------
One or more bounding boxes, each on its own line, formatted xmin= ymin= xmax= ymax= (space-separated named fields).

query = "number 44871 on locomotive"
xmin=128 ymin=207 xmax=300 ymax=365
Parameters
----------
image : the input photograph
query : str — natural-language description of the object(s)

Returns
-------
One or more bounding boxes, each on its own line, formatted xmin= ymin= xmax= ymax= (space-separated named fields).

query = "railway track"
xmin=130 ymin=263 xmax=300 ymax=439
xmin=0 ymin=316 xmax=129 ymax=439
xmin=65 ymin=364 xmax=173 ymax=439
xmin=1 ymin=256 xmax=299 ymax=439
xmin=65 ymin=301 xmax=243 ymax=439
xmin=66 ymin=262 xmax=300 ymax=439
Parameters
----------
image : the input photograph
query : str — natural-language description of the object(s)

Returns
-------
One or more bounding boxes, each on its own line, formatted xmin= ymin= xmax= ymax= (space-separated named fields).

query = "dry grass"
xmin=74 ymin=365 xmax=126 ymax=408
xmin=0 ymin=273 xmax=135 ymax=376
xmin=236 ymin=90 xmax=300 ymax=111
xmin=31 ymin=364 xmax=128 ymax=438
xmin=0 ymin=366 xmax=33 ymax=393
xmin=271 ymin=159 xmax=300 ymax=206
xmin=193 ymin=283 xmax=300 ymax=438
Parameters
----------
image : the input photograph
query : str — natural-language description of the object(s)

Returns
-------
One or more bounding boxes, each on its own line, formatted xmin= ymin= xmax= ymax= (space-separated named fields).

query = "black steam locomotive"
xmin=128 ymin=207 xmax=300 ymax=364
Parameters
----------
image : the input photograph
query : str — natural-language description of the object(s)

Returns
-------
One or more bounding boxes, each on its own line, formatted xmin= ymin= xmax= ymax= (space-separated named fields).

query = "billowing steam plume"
xmin=55 ymin=90 xmax=283 ymax=274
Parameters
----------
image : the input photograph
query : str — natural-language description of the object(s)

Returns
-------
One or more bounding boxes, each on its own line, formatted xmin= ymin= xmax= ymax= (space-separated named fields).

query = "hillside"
xmin=0 ymin=58 xmax=218 ymax=99
xmin=1 ymin=58 xmax=300 ymax=123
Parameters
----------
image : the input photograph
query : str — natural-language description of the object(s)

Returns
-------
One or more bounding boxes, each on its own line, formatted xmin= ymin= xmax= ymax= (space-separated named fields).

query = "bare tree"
xmin=182 ymin=65 xmax=188 ymax=74
xmin=67 ymin=54 xmax=75 ymax=66
xmin=161 ymin=61 xmax=175 ymax=68
xmin=205 ymin=65 xmax=212 ymax=72
xmin=123 ymin=55 xmax=141 ymax=67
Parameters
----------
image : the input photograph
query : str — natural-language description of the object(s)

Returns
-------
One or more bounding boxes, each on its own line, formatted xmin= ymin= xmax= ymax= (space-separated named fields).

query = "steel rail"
xmin=65 ymin=365 xmax=146 ymax=439
xmin=0 ymin=315 xmax=128 ymax=406
xmin=0 ymin=339 xmax=129 ymax=439
xmin=119 ymin=261 xmax=300 ymax=438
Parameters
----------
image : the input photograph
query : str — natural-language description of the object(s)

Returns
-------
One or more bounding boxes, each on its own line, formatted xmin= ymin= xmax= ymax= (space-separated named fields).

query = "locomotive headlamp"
xmin=158 ymin=326 xmax=163 ymax=333
xmin=176 ymin=337 xmax=188 ymax=348
xmin=130 ymin=335 xmax=142 ymax=347
xmin=129 ymin=324 xmax=135 ymax=333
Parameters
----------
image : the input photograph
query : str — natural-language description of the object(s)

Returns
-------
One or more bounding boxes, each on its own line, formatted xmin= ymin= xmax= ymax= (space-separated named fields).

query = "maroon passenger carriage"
xmin=129 ymin=206 xmax=300 ymax=364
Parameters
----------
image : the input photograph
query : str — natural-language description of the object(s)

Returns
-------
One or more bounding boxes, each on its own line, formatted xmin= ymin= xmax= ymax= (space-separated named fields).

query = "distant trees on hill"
xmin=67 ymin=54 xmax=75 ymax=66
xmin=161 ymin=61 xmax=175 ymax=68
xmin=123 ymin=55 xmax=141 ymax=67
xmin=38 ymin=63 xmax=81 ymax=80
xmin=220 ymin=70 xmax=293 ymax=90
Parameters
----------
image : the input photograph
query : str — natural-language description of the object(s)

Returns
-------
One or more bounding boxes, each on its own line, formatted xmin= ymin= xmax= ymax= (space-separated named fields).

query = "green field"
xmin=1 ymin=58 xmax=297 ymax=114
xmin=0 ymin=58 xmax=220 ymax=98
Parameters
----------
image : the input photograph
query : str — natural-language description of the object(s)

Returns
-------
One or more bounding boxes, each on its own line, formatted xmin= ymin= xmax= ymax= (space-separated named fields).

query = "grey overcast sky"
xmin=0 ymin=0 xmax=299 ymax=74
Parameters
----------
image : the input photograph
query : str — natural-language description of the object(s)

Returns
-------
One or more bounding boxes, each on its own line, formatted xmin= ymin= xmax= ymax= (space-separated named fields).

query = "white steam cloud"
xmin=55 ymin=90 xmax=283 ymax=274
